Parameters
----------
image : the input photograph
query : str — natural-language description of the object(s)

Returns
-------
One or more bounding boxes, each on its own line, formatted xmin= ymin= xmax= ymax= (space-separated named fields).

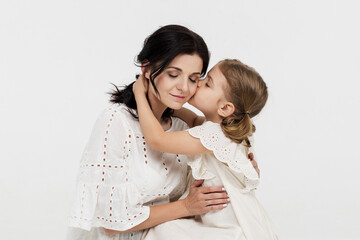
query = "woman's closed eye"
xmin=169 ymin=73 xmax=178 ymax=78
xmin=189 ymin=78 xmax=198 ymax=83
xmin=168 ymin=72 xmax=199 ymax=83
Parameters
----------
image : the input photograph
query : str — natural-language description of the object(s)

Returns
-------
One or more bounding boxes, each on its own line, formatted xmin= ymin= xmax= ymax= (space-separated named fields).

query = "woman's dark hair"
xmin=109 ymin=24 xmax=210 ymax=120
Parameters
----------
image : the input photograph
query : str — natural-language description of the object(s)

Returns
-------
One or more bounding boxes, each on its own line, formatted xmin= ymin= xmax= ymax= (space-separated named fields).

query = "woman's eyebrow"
xmin=167 ymin=66 xmax=182 ymax=71
xmin=168 ymin=66 xmax=201 ymax=75
xmin=191 ymin=72 xmax=201 ymax=76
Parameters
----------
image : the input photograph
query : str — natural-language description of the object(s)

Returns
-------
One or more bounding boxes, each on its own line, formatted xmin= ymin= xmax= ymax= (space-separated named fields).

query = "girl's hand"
xmin=183 ymin=179 xmax=230 ymax=215
xmin=133 ymin=74 xmax=148 ymax=97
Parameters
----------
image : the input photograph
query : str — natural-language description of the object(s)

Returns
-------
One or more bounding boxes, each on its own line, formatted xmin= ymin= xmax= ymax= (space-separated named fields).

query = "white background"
xmin=1 ymin=1 xmax=359 ymax=239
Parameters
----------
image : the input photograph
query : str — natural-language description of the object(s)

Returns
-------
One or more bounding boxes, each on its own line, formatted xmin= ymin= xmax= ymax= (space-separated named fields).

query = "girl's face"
xmin=148 ymin=54 xmax=203 ymax=110
xmin=188 ymin=63 xmax=229 ymax=118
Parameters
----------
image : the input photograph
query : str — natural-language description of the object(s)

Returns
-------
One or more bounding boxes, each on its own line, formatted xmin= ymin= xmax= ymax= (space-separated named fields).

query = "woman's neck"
xmin=147 ymin=91 xmax=168 ymax=124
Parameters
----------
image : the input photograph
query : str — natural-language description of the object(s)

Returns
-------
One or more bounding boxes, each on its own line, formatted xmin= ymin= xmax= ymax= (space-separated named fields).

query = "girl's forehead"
xmin=208 ymin=64 xmax=223 ymax=80
xmin=208 ymin=63 xmax=223 ymax=75
xmin=208 ymin=64 xmax=228 ymax=89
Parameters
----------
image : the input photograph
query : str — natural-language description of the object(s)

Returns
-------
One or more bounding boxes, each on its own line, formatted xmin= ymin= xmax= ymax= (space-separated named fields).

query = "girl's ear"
xmin=217 ymin=102 xmax=235 ymax=118
xmin=141 ymin=61 xmax=151 ymax=80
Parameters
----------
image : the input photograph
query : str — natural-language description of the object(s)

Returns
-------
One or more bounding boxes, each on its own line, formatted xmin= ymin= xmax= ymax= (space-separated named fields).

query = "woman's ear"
xmin=217 ymin=102 xmax=235 ymax=118
xmin=141 ymin=62 xmax=151 ymax=80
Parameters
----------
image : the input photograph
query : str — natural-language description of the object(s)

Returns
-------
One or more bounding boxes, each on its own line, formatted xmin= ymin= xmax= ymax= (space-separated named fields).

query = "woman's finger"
xmin=250 ymin=159 xmax=260 ymax=177
xmin=143 ymin=75 xmax=149 ymax=90
xmin=203 ymin=192 xmax=228 ymax=200
xmin=205 ymin=198 xmax=230 ymax=206
xmin=199 ymin=185 xmax=226 ymax=194
xmin=191 ymin=179 xmax=204 ymax=188
xmin=205 ymin=204 xmax=228 ymax=212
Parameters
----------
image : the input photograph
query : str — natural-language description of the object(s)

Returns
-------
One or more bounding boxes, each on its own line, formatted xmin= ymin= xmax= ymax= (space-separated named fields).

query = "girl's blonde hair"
xmin=218 ymin=59 xmax=268 ymax=147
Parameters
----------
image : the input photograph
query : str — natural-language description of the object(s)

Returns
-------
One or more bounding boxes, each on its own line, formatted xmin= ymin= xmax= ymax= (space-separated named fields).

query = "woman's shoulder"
xmin=97 ymin=104 xmax=135 ymax=121
xmin=93 ymin=103 xmax=139 ymax=131
xmin=170 ymin=116 xmax=190 ymax=131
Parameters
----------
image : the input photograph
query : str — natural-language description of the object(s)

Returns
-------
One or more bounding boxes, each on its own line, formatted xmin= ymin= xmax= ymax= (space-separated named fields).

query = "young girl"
xmin=133 ymin=59 xmax=279 ymax=240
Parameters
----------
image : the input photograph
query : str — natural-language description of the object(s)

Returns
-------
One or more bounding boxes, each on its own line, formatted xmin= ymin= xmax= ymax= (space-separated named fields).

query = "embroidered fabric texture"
xmin=69 ymin=107 xmax=150 ymax=231
xmin=187 ymin=121 xmax=259 ymax=193
xmin=68 ymin=105 xmax=189 ymax=234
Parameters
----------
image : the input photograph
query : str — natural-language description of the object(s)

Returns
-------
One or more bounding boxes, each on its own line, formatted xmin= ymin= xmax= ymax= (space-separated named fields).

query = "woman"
xmin=67 ymin=25 xmax=232 ymax=240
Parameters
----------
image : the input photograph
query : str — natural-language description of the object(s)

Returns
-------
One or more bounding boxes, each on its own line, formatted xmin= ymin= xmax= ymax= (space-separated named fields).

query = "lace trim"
xmin=188 ymin=121 xmax=259 ymax=192
xmin=69 ymin=182 xmax=150 ymax=231
xmin=186 ymin=154 xmax=216 ymax=180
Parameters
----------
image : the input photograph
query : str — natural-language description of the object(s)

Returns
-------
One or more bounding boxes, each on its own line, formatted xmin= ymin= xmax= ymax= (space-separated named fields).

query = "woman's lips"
xmin=170 ymin=94 xmax=185 ymax=100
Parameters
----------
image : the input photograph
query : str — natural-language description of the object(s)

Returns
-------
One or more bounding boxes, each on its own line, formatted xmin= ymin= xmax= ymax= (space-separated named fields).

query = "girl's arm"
xmin=173 ymin=107 xmax=205 ymax=128
xmin=104 ymin=180 xmax=229 ymax=234
xmin=133 ymin=75 xmax=211 ymax=155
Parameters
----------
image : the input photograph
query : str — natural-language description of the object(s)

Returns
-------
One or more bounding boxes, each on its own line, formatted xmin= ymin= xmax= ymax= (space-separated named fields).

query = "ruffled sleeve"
xmin=68 ymin=106 xmax=150 ymax=231
xmin=187 ymin=121 xmax=259 ymax=193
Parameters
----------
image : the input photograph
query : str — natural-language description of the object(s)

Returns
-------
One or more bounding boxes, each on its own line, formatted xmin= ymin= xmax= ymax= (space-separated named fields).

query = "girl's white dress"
xmin=67 ymin=104 xmax=190 ymax=240
xmin=142 ymin=121 xmax=279 ymax=240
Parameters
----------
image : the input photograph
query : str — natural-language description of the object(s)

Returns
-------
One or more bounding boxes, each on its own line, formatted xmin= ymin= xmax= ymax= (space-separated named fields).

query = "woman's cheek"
xmin=189 ymin=84 xmax=197 ymax=98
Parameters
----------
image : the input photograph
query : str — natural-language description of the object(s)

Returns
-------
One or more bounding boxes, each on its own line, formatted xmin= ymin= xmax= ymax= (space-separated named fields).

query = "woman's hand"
xmin=248 ymin=153 xmax=260 ymax=177
xmin=183 ymin=179 xmax=230 ymax=216
xmin=103 ymin=228 xmax=118 ymax=235
xmin=133 ymin=74 xmax=148 ymax=97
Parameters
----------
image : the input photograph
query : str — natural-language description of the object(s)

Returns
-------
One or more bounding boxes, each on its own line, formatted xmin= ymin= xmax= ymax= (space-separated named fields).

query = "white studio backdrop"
xmin=1 ymin=0 xmax=359 ymax=239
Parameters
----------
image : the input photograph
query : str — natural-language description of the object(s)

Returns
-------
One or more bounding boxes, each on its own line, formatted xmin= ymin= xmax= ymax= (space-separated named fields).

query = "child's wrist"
xmin=134 ymin=92 xmax=146 ymax=103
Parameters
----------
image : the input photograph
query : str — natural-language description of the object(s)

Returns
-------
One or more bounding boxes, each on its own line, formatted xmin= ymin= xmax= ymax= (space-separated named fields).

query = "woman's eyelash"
xmin=168 ymin=73 xmax=197 ymax=83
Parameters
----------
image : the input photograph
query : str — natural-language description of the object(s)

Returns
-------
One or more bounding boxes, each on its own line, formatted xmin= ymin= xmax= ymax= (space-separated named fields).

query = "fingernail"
xmin=222 ymin=187 xmax=225 ymax=191
xmin=223 ymin=204 xmax=228 ymax=207
xmin=227 ymin=198 xmax=230 ymax=202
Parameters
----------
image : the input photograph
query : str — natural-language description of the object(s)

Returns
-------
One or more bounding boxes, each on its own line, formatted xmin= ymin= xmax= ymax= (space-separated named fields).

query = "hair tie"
xmin=241 ymin=112 xmax=250 ymax=115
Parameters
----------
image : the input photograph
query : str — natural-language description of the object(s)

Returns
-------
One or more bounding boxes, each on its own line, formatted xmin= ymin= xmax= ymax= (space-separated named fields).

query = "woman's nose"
xmin=177 ymin=78 xmax=189 ymax=92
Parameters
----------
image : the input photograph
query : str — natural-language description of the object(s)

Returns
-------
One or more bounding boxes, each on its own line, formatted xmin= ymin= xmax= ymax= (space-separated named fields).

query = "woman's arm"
xmin=173 ymin=108 xmax=205 ymax=128
xmin=104 ymin=179 xmax=229 ymax=234
xmin=133 ymin=75 xmax=211 ymax=155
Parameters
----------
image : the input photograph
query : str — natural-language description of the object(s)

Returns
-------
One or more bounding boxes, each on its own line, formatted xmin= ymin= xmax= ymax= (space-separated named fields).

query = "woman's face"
xmin=147 ymin=54 xmax=203 ymax=110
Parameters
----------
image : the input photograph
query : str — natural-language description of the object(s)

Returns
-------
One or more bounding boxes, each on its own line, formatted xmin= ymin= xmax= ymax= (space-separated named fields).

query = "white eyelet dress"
xmin=142 ymin=121 xmax=279 ymax=240
xmin=67 ymin=104 xmax=189 ymax=240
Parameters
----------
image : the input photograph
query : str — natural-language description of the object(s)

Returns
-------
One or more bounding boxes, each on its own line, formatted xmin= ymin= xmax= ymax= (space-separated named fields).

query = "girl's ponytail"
xmin=218 ymin=59 xmax=267 ymax=146
xmin=221 ymin=113 xmax=255 ymax=147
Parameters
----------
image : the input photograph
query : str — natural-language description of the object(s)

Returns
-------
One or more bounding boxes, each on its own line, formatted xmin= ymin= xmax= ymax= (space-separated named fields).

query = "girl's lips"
xmin=170 ymin=94 xmax=185 ymax=100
